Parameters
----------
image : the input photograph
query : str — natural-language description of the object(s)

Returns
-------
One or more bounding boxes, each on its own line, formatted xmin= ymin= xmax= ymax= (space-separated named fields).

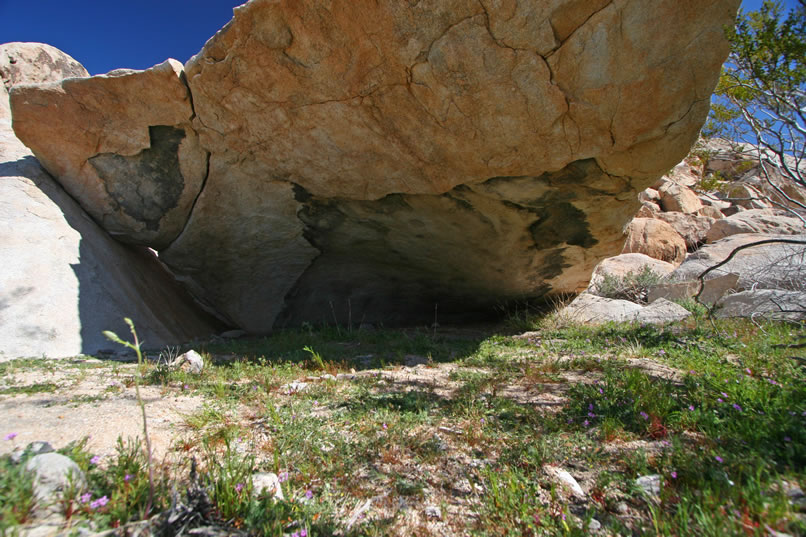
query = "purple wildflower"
xmin=382 ymin=423 xmax=387 ymax=430
xmin=588 ymin=403 xmax=594 ymax=411
xmin=278 ymin=472 xmax=289 ymax=483
xmin=90 ymin=455 xmax=101 ymax=465
xmin=715 ymin=455 xmax=723 ymax=463
xmin=671 ymin=471 xmax=677 ymax=479
xmin=588 ymin=412 xmax=596 ymax=418
xmin=784 ymin=436 xmax=792 ymax=442
xmin=124 ymin=474 xmax=133 ymax=482
xmin=721 ymin=392 xmax=729 ymax=398
xmin=300 ymin=530 xmax=308 ymax=537
xmin=583 ymin=419 xmax=590 ymax=427
xmin=688 ymin=405 xmax=695 ymax=411
xmin=305 ymin=489 xmax=313 ymax=500
xmin=640 ymin=411 xmax=649 ymax=420
xmin=598 ymin=388 xmax=604 ymax=394
xmin=732 ymin=403 xmax=742 ymax=412
xmin=80 ymin=493 xmax=92 ymax=503
xmin=90 ymin=496 xmax=109 ymax=509
xmin=745 ymin=368 xmax=752 ymax=375
xmin=4 ymin=432 xmax=17 ymax=441
xmin=717 ymin=398 xmax=724 ymax=403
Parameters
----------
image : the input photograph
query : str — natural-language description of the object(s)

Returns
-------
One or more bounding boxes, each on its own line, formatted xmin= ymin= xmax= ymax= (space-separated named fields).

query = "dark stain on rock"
xmin=280 ymin=165 xmax=608 ymax=327
xmin=529 ymin=202 xmax=597 ymax=250
xmin=89 ymin=126 xmax=186 ymax=232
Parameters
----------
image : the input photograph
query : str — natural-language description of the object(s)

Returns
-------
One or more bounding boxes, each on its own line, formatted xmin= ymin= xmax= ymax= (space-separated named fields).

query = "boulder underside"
xmin=10 ymin=0 xmax=740 ymax=331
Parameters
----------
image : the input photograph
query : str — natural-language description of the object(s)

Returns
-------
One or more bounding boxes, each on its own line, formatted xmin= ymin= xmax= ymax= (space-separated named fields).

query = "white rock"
xmin=544 ymin=466 xmax=585 ymax=499
xmin=171 ymin=350 xmax=204 ymax=374
xmin=25 ymin=453 xmax=87 ymax=508
xmin=252 ymin=472 xmax=284 ymax=501
xmin=281 ymin=381 xmax=309 ymax=393
xmin=635 ymin=474 xmax=661 ymax=497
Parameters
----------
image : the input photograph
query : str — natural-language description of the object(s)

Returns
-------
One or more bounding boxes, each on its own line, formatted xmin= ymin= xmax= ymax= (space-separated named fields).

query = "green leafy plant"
xmin=103 ymin=318 xmax=155 ymax=516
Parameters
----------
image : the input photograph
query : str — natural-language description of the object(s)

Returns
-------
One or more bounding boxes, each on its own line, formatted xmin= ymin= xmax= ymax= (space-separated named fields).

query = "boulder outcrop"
xmin=9 ymin=0 xmax=740 ymax=330
xmin=0 ymin=43 xmax=221 ymax=359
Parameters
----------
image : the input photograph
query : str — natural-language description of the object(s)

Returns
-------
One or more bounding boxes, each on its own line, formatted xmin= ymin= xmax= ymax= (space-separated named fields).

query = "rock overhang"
xmin=9 ymin=0 xmax=741 ymax=331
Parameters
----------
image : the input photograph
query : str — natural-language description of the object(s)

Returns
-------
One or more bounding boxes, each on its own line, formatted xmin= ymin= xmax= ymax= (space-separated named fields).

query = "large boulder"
xmin=9 ymin=0 xmax=740 ymax=330
xmin=622 ymin=218 xmax=688 ymax=266
xmin=658 ymin=182 xmax=703 ymax=214
xmin=653 ymin=211 xmax=715 ymax=249
xmin=588 ymin=253 xmax=675 ymax=291
xmin=670 ymin=233 xmax=806 ymax=292
xmin=706 ymin=209 xmax=805 ymax=243
xmin=715 ymin=290 xmax=806 ymax=321
xmin=0 ymin=43 xmax=221 ymax=359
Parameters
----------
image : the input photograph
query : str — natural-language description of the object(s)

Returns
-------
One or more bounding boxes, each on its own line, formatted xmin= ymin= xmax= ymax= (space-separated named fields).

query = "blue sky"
xmin=0 ymin=0 xmax=800 ymax=75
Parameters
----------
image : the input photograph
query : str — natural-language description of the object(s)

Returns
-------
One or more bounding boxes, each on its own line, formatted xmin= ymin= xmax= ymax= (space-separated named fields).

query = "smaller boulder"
xmin=561 ymin=293 xmax=643 ymax=325
xmin=252 ymin=472 xmax=284 ymax=501
xmin=697 ymin=205 xmax=724 ymax=219
xmin=658 ymin=183 xmax=703 ymax=214
xmin=25 ymin=453 xmax=87 ymax=510
xmin=718 ymin=183 xmax=771 ymax=210
xmin=544 ymin=466 xmax=586 ymax=500
xmin=664 ymin=162 xmax=700 ymax=188
xmin=171 ymin=350 xmax=204 ymax=374
xmin=588 ymin=253 xmax=675 ymax=292
xmin=638 ymin=188 xmax=661 ymax=204
xmin=622 ymin=218 xmax=687 ymax=266
xmin=636 ymin=201 xmax=661 ymax=218
xmin=633 ymin=299 xmax=691 ymax=325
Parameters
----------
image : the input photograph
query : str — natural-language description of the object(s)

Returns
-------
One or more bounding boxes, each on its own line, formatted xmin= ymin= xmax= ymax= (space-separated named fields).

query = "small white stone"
xmin=544 ymin=466 xmax=585 ymax=499
xmin=635 ymin=474 xmax=662 ymax=497
xmin=252 ymin=472 xmax=284 ymax=501
xmin=171 ymin=350 xmax=204 ymax=374
xmin=425 ymin=505 xmax=442 ymax=519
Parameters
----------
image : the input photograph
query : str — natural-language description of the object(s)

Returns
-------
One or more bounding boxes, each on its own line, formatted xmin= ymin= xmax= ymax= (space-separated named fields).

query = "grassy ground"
xmin=1 ymin=314 xmax=805 ymax=536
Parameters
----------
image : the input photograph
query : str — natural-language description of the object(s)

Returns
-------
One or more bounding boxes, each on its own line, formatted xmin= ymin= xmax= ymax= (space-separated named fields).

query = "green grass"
xmin=0 ymin=382 xmax=59 ymax=395
xmin=2 ymin=317 xmax=804 ymax=535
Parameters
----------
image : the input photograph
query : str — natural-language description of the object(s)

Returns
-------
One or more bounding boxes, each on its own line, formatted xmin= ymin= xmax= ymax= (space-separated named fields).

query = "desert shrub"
xmin=593 ymin=266 xmax=664 ymax=304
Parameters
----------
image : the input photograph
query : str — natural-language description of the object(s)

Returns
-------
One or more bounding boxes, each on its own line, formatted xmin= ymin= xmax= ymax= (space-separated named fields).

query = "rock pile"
xmin=567 ymin=138 xmax=806 ymax=323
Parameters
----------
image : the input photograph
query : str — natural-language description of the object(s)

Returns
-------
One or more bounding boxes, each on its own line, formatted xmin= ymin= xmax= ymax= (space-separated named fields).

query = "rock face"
xmin=0 ymin=43 xmax=221 ymax=359
xmin=9 ymin=0 xmax=739 ymax=330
